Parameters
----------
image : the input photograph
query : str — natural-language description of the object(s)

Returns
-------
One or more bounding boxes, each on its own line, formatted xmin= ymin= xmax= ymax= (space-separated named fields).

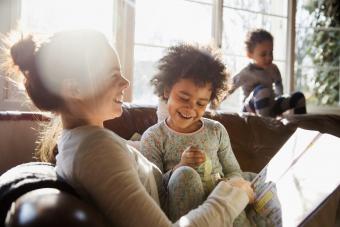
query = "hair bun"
xmin=10 ymin=35 xmax=36 ymax=72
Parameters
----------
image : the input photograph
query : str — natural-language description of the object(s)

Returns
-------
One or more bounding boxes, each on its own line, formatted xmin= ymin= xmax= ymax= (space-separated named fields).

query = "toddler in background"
xmin=229 ymin=28 xmax=306 ymax=117
xmin=141 ymin=43 xmax=254 ymax=226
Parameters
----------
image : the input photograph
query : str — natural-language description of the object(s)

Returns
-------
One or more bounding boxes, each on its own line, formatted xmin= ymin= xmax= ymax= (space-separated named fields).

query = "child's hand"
xmin=227 ymin=178 xmax=255 ymax=204
xmin=174 ymin=146 xmax=206 ymax=170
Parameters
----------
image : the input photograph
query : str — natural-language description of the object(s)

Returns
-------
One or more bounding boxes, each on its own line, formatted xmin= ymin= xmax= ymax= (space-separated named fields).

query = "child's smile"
xmin=165 ymin=78 xmax=212 ymax=133
xmin=177 ymin=108 xmax=196 ymax=119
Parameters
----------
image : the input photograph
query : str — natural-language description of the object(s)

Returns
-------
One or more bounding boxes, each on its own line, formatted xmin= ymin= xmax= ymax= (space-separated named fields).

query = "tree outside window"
xmin=295 ymin=0 xmax=340 ymax=107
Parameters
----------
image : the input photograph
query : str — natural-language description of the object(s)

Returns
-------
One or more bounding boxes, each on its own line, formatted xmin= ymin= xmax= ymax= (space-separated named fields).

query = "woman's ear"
xmin=163 ymin=87 xmax=170 ymax=99
xmin=60 ymin=79 xmax=82 ymax=100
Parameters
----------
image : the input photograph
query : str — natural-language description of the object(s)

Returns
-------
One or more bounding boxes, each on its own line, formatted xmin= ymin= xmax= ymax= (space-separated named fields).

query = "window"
xmin=21 ymin=0 xmax=114 ymax=39
xmin=220 ymin=0 xmax=289 ymax=111
xmin=295 ymin=0 xmax=340 ymax=112
xmin=132 ymin=0 xmax=289 ymax=112
xmin=1 ymin=0 xmax=338 ymax=113
xmin=133 ymin=0 xmax=214 ymax=105
xmin=0 ymin=0 xmax=115 ymax=111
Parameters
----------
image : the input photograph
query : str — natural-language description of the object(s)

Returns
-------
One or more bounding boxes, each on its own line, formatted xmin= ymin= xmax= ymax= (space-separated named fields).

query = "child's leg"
xmin=167 ymin=166 xmax=204 ymax=222
xmin=290 ymin=91 xmax=306 ymax=114
xmin=252 ymin=85 xmax=275 ymax=117
xmin=272 ymin=96 xmax=289 ymax=116
xmin=244 ymin=99 xmax=256 ymax=113
xmin=273 ymin=92 xmax=306 ymax=115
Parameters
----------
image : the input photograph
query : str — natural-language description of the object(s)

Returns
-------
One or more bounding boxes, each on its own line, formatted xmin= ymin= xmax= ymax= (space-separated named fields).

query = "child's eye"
xmin=179 ymin=96 xmax=189 ymax=102
xmin=197 ymin=102 xmax=207 ymax=107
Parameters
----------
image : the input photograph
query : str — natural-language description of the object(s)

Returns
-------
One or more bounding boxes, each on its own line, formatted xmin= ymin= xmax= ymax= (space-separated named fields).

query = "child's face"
xmin=248 ymin=40 xmax=273 ymax=69
xmin=165 ymin=78 xmax=212 ymax=133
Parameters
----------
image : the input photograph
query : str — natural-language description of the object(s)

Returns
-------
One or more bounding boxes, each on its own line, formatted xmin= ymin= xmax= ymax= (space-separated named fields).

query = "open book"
xmin=251 ymin=128 xmax=340 ymax=227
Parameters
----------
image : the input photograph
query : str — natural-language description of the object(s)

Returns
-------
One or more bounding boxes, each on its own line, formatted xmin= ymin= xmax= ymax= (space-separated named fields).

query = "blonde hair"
xmin=35 ymin=115 xmax=62 ymax=163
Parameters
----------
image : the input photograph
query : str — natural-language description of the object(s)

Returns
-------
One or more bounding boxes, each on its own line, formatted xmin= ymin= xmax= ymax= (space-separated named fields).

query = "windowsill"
xmin=0 ymin=99 xmax=37 ymax=112
xmin=307 ymin=105 xmax=340 ymax=115
xmin=219 ymin=103 xmax=340 ymax=116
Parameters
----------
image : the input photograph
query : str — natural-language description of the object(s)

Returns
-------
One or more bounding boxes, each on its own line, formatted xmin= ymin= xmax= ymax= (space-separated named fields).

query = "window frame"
xmin=0 ymin=0 xmax=23 ymax=111
xmin=1 ymin=0 xmax=339 ymax=114
xmin=294 ymin=0 xmax=340 ymax=113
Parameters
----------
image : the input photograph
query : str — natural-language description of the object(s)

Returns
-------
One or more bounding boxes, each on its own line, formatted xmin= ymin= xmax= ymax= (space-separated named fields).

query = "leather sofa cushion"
xmin=0 ymin=162 xmax=75 ymax=224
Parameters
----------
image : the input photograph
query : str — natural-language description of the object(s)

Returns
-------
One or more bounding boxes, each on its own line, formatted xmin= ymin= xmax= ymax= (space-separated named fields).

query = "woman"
xmin=6 ymin=29 xmax=254 ymax=226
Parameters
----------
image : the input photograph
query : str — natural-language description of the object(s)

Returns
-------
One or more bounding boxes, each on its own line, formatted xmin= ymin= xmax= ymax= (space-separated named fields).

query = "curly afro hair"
xmin=150 ymin=43 xmax=230 ymax=109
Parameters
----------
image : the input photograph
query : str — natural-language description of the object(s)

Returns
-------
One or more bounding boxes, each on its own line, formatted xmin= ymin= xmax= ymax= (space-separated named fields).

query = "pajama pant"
xmin=244 ymin=85 xmax=307 ymax=117
xmin=166 ymin=166 xmax=266 ymax=226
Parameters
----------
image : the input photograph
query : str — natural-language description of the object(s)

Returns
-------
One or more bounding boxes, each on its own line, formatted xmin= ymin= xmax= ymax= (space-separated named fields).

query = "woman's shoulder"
xmin=66 ymin=125 xmax=112 ymax=136
xmin=73 ymin=127 xmax=135 ymax=167
xmin=70 ymin=126 xmax=126 ymax=152
xmin=59 ymin=126 xmax=113 ymax=149
xmin=85 ymin=126 xmax=116 ymax=138
xmin=74 ymin=126 xmax=117 ymax=142
xmin=57 ymin=126 xmax=131 ymax=181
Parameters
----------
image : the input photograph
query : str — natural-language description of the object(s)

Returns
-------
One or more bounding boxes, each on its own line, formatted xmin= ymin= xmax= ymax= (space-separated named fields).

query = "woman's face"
xmin=66 ymin=48 xmax=129 ymax=125
xmin=91 ymin=49 xmax=130 ymax=122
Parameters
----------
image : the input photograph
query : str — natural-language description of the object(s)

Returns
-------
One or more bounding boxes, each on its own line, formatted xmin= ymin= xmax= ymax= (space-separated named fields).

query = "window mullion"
xmin=115 ymin=0 xmax=135 ymax=102
xmin=286 ymin=0 xmax=296 ymax=93
xmin=212 ymin=0 xmax=223 ymax=48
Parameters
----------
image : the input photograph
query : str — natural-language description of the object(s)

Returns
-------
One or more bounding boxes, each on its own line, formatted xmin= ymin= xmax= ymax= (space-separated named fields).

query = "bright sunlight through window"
xmin=21 ymin=0 xmax=114 ymax=40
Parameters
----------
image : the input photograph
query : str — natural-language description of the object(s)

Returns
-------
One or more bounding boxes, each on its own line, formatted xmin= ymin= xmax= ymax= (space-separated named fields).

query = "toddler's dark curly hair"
xmin=150 ymin=43 xmax=230 ymax=109
xmin=245 ymin=28 xmax=273 ymax=53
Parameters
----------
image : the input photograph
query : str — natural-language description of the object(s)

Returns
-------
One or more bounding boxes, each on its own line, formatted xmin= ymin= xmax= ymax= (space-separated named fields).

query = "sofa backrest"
xmin=1 ymin=104 xmax=340 ymax=174
xmin=0 ymin=112 xmax=49 ymax=175
xmin=104 ymin=104 xmax=340 ymax=172
xmin=104 ymin=104 xmax=298 ymax=172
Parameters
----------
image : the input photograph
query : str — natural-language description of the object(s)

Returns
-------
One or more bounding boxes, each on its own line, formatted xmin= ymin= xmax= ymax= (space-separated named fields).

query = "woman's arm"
xmin=75 ymin=131 xmax=171 ymax=227
xmin=74 ymin=130 xmax=249 ymax=227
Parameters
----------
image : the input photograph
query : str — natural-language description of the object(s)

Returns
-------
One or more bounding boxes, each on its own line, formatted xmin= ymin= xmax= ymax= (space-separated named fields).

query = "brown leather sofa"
xmin=1 ymin=104 xmax=340 ymax=227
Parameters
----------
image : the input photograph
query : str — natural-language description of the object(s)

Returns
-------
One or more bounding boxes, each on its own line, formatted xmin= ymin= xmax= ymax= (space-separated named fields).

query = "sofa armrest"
xmin=5 ymin=188 xmax=108 ymax=227
xmin=283 ymin=114 xmax=340 ymax=137
xmin=0 ymin=162 xmax=108 ymax=227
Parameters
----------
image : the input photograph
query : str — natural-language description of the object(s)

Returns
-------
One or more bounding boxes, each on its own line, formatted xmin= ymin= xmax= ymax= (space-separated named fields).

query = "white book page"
xmin=277 ymin=133 xmax=340 ymax=227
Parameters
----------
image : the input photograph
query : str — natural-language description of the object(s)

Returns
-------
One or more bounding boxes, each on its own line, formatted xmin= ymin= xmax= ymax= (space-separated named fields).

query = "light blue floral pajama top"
xmin=141 ymin=117 xmax=243 ymax=192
